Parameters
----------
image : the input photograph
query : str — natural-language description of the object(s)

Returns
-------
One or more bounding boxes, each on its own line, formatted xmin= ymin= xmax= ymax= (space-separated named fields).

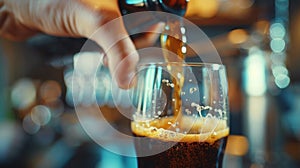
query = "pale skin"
xmin=0 ymin=0 xmax=163 ymax=89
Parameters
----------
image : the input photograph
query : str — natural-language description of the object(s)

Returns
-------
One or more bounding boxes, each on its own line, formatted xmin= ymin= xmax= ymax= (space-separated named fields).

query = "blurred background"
xmin=1 ymin=0 xmax=300 ymax=167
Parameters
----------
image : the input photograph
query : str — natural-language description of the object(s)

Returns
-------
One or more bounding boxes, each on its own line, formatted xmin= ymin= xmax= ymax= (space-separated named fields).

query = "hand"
xmin=0 ymin=0 xmax=162 ymax=88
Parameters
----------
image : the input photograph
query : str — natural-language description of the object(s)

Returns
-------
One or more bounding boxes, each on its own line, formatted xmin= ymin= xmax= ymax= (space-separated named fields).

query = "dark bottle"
xmin=119 ymin=0 xmax=189 ymax=16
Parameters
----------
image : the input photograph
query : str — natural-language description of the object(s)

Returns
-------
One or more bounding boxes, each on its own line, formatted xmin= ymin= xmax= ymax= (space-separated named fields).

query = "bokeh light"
xmin=40 ymin=80 xmax=62 ymax=103
xmin=272 ymin=65 xmax=289 ymax=76
xmin=30 ymin=105 xmax=51 ymax=126
xmin=22 ymin=114 xmax=40 ymax=134
xmin=270 ymin=39 xmax=286 ymax=53
xmin=186 ymin=0 xmax=219 ymax=18
xmin=254 ymin=20 xmax=270 ymax=35
xmin=11 ymin=78 xmax=36 ymax=110
xmin=275 ymin=74 xmax=290 ymax=89
xmin=228 ymin=29 xmax=249 ymax=44
xmin=226 ymin=135 xmax=249 ymax=156
xmin=244 ymin=47 xmax=267 ymax=96
xmin=270 ymin=23 xmax=286 ymax=39
xmin=47 ymin=100 xmax=64 ymax=118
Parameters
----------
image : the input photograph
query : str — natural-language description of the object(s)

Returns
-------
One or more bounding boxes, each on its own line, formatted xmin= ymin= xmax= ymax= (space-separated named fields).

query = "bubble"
xmin=206 ymin=113 xmax=214 ymax=119
xmin=189 ymin=87 xmax=197 ymax=94
xmin=182 ymin=35 xmax=187 ymax=43
xmin=168 ymin=121 xmax=178 ymax=128
xmin=181 ymin=46 xmax=187 ymax=54
xmin=165 ymin=25 xmax=170 ymax=30
xmin=216 ymin=109 xmax=225 ymax=117
xmin=180 ymin=26 xmax=186 ymax=34
xmin=177 ymin=72 xmax=182 ymax=79
xmin=185 ymin=109 xmax=192 ymax=115
xmin=191 ymin=102 xmax=213 ymax=118
xmin=150 ymin=127 xmax=157 ymax=133
xmin=162 ymin=79 xmax=169 ymax=83
xmin=153 ymin=115 xmax=159 ymax=118
xmin=169 ymin=83 xmax=175 ymax=88
xmin=150 ymin=89 xmax=167 ymax=117
xmin=162 ymin=79 xmax=175 ymax=88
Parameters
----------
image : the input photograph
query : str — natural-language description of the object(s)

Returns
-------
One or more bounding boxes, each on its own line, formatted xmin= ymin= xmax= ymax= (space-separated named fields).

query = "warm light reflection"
xmin=186 ymin=0 xmax=219 ymax=18
xmin=226 ymin=135 xmax=249 ymax=156
xmin=40 ymin=80 xmax=62 ymax=103
xmin=217 ymin=0 xmax=254 ymax=18
xmin=186 ymin=0 xmax=254 ymax=18
xmin=232 ymin=0 xmax=255 ymax=9
xmin=228 ymin=29 xmax=249 ymax=44
xmin=254 ymin=20 xmax=270 ymax=35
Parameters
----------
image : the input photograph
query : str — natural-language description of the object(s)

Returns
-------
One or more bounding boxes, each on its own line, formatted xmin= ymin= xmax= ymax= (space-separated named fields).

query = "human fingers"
xmin=3 ymin=0 xmax=139 ymax=88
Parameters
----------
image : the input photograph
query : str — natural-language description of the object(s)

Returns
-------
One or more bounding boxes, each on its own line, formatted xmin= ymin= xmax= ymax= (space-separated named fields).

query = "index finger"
xmin=91 ymin=13 xmax=139 ymax=89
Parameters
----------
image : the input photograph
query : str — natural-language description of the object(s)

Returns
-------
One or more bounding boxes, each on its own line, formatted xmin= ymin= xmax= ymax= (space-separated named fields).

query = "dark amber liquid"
xmin=131 ymin=117 xmax=229 ymax=168
xmin=133 ymin=134 xmax=227 ymax=168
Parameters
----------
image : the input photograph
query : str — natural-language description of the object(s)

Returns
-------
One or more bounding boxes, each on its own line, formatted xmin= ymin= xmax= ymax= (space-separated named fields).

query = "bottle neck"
xmin=151 ymin=0 xmax=188 ymax=16
xmin=119 ymin=0 xmax=188 ymax=16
